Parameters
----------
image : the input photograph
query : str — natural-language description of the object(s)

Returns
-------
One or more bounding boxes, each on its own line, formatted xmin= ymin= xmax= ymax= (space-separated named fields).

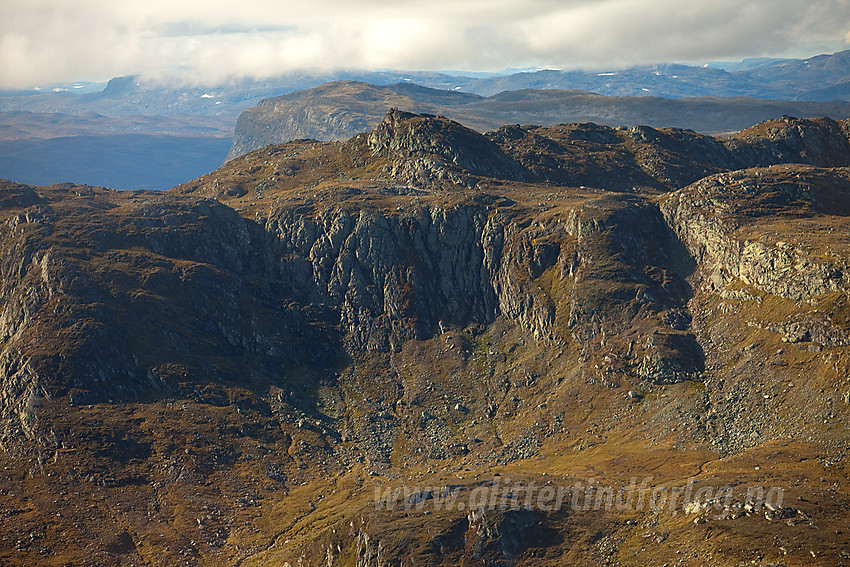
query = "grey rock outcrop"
xmin=366 ymin=110 xmax=525 ymax=184
xmin=355 ymin=530 xmax=384 ymax=567
xmin=661 ymin=165 xmax=850 ymax=301
xmin=466 ymin=508 xmax=546 ymax=565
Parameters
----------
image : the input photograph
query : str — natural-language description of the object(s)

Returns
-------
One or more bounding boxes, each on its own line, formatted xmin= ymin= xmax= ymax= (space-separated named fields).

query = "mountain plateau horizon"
xmin=5 ymin=49 xmax=850 ymax=191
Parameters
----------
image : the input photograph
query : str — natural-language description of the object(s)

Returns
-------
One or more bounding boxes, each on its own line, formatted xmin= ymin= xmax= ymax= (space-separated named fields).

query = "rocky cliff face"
xmin=661 ymin=164 xmax=850 ymax=302
xmin=2 ymin=112 xmax=850 ymax=567
xmin=0 ymin=172 xmax=698 ymax=429
xmin=262 ymin=183 xmax=698 ymax=376
xmin=659 ymin=164 xmax=850 ymax=454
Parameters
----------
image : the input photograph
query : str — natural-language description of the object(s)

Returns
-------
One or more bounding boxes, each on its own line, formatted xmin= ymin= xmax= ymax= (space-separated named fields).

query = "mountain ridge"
xmin=6 ymin=49 xmax=850 ymax=191
xmin=6 ymin=49 xmax=850 ymax=118
xmin=227 ymin=80 xmax=850 ymax=160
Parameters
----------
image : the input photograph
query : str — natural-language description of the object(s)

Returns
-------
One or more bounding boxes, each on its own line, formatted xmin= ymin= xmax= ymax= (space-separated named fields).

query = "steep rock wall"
xmin=264 ymin=203 xmax=562 ymax=350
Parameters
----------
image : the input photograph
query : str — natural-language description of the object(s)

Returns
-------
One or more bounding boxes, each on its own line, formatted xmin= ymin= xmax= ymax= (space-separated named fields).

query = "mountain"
xmin=0 ymin=72 xmax=463 ymax=190
xmin=459 ymin=50 xmax=850 ymax=99
xmin=0 ymin=71 xmax=466 ymax=119
xmin=1 ymin=111 xmax=849 ymax=565
xmin=5 ymin=50 xmax=850 ymax=119
xmin=4 ymin=49 xmax=850 ymax=191
xmin=742 ymin=50 xmax=850 ymax=99
xmin=227 ymin=80 xmax=850 ymax=160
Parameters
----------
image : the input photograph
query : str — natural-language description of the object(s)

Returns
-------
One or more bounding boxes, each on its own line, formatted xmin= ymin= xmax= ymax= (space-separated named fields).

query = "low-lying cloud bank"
xmin=2 ymin=0 xmax=849 ymax=89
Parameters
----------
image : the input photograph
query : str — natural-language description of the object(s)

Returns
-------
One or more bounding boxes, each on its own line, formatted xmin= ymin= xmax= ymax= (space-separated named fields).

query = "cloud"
xmin=1 ymin=0 xmax=849 ymax=89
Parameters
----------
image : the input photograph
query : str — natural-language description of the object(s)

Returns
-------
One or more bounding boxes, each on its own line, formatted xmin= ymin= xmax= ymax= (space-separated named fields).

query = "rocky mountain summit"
xmin=1 ymin=111 xmax=849 ymax=566
xmin=227 ymin=81 xmax=850 ymax=160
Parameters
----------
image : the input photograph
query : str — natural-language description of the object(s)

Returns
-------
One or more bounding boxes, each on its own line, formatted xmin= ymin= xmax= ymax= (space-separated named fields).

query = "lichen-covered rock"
xmin=366 ymin=109 xmax=526 ymax=186
xmin=466 ymin=508 xmax=545 ymax=565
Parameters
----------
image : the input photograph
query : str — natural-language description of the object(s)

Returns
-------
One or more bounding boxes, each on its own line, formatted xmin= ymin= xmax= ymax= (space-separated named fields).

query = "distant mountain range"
xmin=454 ymin=49 xmax=850 ymax=99
xmin=4 ymin=50 xmax=850 ymax=119
xmin=3 ymin=49 xmax=850 ymax=189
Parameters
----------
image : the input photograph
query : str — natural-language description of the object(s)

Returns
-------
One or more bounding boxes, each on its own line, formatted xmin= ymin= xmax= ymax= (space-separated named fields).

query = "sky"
xmin=2 ymin=0 xmax=850 ymax=89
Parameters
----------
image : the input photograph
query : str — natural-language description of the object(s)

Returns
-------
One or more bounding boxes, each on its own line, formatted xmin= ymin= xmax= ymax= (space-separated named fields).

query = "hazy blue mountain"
xmin=0 ymin=71 xmax=464 ymax=119
xmin=3 ymin=50 xmax=850 ymax=121
xmin=455 ymin=51 xmax=850 ymax=99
